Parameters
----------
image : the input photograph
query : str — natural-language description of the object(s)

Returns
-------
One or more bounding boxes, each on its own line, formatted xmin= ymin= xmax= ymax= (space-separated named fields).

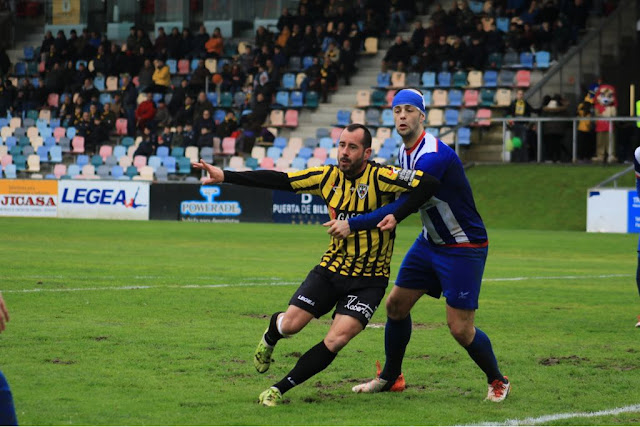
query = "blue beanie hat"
xmin=392 ymin=89 xmax=425 ymax=114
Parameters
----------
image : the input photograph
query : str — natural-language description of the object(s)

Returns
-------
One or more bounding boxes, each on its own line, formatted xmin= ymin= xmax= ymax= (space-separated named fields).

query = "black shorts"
xmin=289 ymin=265 xmax=389 ymax=327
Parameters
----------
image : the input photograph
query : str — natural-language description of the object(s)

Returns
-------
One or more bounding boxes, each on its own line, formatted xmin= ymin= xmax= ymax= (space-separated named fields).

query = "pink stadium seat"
xmin=385 ymin=90 xmax=395 ymax=106
xmin=221 ymin=137 xmax=236 ymax=156
xmin=178 ymin=59 xmax=190 ymax=75
xmin=133 ymin=155 xmax=147 ymax=170
xmin=516 ymin=70 xmax=531 ymax=88
xmin=313 ymin=147 xmax=328 ymax=161
xmin=475 ymin=108 xmax=492 ymax=126
xmin=71 ymin=136 xmax=85 ymax=153
xmin=99 ymin=145 xmax=113 ymax=161
xmin=53 ymin=163 xmax=67 ymax=178
xmin=260 ymin=157 xmax=275 ymax=169
xmin=115 ymin=118 xmax=128 ymax=136
xmin=331 ymin=127 xmax=343 ymax=142
xmin=1 ymin=155 xmax=12 ymax=167
xmin=463 ymin=89 xmax=479 ymax=107
xmin=284 ymin=110 xmax=298 ymax=127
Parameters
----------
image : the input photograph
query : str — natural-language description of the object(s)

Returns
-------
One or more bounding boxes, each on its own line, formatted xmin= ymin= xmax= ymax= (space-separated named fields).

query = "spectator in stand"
xmin=448 ymin=36 xmax=466 ymax=71
xmin=154 ymin=99 xmax=171 ymax=129
xmin=180 ymin=29 xmax=195 ymax=58
xmin=333 ymin=21 xmax=349 ymax=46
xmin=576 ymin=93 xmax=595 ymax=162
xmin=41 ymin=30 xmax=55 ymax=56
xmin=383 ymin=36 xmax=411 ymax=72
xmin=535 ymin=21 xmax=554 ymax=52
xmin=255 ymin=44 xmax=273 ymax=68
xmin=149 ymin=58 xmax=171 ymax=94
xmin=255 ymin=26 xmax=273 ymax=50
xmin=506 ymin=0 xmax=527 ymax=16
xmin=520 ymin=0 xmax=540 ymax=25
xmin=389 ymin=0 xmax=417 ymax=36
xmin=465 ymin=35 xmax=486 ymax=70
xmin=552 ymin=18 xmax=572 ymax=55
xmin=182 ymin=123 xmax=195 ymax=147
xmin=276 ymin=26 xmax=291 ymax=51
xmin=136 ymin=28 xmax=152 ymax=52
xmin=296 ymin=4 xmax=313 ymax=30
xmin=0 ymin=49 xmax=9 ymax=79
xmin=44 ymin=62 xmax=64 ymax=95
xmin=246 ymin=92 xmax=270 ymax=127
xmin=286 ymin=23 xmax=303 ymax=57
xmin=176 ymin=95 xmax=195 ymax=126
xmin=410 ymin=21 xmax=427 ymax=52
xmin=154 ymin=26 xmax=168 ymax=56
xmin=194 ymin=91 xmax=215 ymax=122
xmin=217 ymin=111 xmax=239 ymax=139
xmin=433 ymin=35 xmax=451 ymax=71
xmin=348 ymin=23 xmax=363 ymax=51
xmin=135 ymin=92 xmax=157 ymax=131
xmin=239 ymin=44 xmax=256 ymax=74
xmin=193 ymin=24 xmax=210 ymax=58
xmin=65 ymin=29 xmax=79 ymax=60
xmin=138 ymin=58 xmax=155 ymax=92
xmin=455 ymin=0 xmax=476 ymax=34
xmin=44 ymin=45 xmax=60 ymax=70
xmin=277 ymin=7 xmax=295 ymax=32
xmin=319 ymin=57 xmax=338 ymax=103
xmin=271 ymin=45 xmax=288 ymax=73
xmin=58 ymin=95 xmax=74 ymax=124
xmin=484 ymin=23 xmax=504 ymax=55
xmin=0 ymin=79 xmax=12 ymax=117
xmin=69 ymin=62 xmax=91 ymax=94
xmin=205 ymin=27 xmax=224 ymax=59
xmin=157 ymin=126 xmax=173 ymax=152
xmin=111 ymin=93 xmax=123 ymax=118
xmin=88 ymin=31 xmax=101 ymax=50
xmin=507 ymin=89 xmax=536 ymax=162
xmin=197 ymin=125 xmax=215 ymax=149
xmin=189 ymin=59 xmax=210 ymax=94
xmin=167 ymin=27 xmax=182 ymax=59
xmin=415 ymin=35 xmax=437 ymax=72
xmin=169 ymin=78 xmax=188 ymax=116
xmin=87 ymin=116 xmax=109 ymax=154
xmin=120 ymin=74 xmax=138 ymax=136
xmin=101 ymin=102 xmax=116 ymax=132
xmin=76 ymin=110 xmax=92 ymax=137
xmin=227 ymin=64 xmax=246 ymax=94
xmin=324 ymin=41 xmax=341 ymax=66
xmin=339 ymin=39 xmax=357 ymax=86
xmin=79 ymin=78 xmax=100 ymax=105
xmin=172 ymin=125 xmax=184 ymax=147
xmin=134 ymin=125 xmax=156 ymax=158
xmin=126 ymin=26 xmax=137 ymax=52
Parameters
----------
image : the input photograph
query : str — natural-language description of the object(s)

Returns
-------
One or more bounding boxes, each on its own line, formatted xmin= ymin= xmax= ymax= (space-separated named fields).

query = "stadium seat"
xmin=47 ymin=93 xmax=59 ymax=108
xmin=498 ymin=70 xmax=515 ymax=86
xmin=486 ymin=52 xmax=502 ymax=69
xmin=105 ymin=155 xmax=118 ymax=167
xmin=381 ymin=109 xmax=394 ymax=127
xmin=155 ymin=146 xmax=169 ymax=159
xmin=53 ymin=163 xmax=66 ymax=179
xmin=71 ymin=136 xmax=85 ymax=153
xmin=370 ymin=90 xmax=386 ymax=107
xmin=221 ymin=137 xmax=236 ymax=157
xmin=259 ymin=157 xmax=275 ymax=170
xmin=49 ymin=145 xmax=63 ymax=163
xmin=288 ymin=56 xmax=301 ymax=71
xmin=535 ymin=51 xmax=551 ymax=68
xmin=427 ymin=109 xmax=444 ymax=127
xmin=439 ymin=127 xmax=454 ymax=146
xmin=457 ymin=127 xmax=472 ymax=145
xmin=3 ymin=164 xmax=16 ymax=179
xmin=406 ymin=72 xmax=421 ymax=88
xmin=275 ymin=91 xmax=289 ymax=107
xmin=115 ymin=119 xmax=128 ymax=136
xmin=448 ymin=89 xmax=463 ymax=107
xmin=219 ymin=92 xmax=233 ymax=108
xmin=291 ymin=157 xmax=306 ymax=170
xmin=96 ymin=165 xmax=110 ymax=179
xmin=185 ymin=146 xmax=199 ymax=163
xmin=135 ymin=166 xmax=154 ymax=181
xmin=330 ymin=127 xmax=343 ymax=142
xmin=437 ymin=71 xmax=451 ymax=87
xmin=444 ymin=109 xmax=459 ymax=126
xmin=177 ymin=157 xmax=191 ymax=174
xmin=163 ymin=156 xmax=176 ymax=173
xmin=376 ymin=72 xmax=391 ymax=88
xmin=422 ymin=71 xmax=436 ymax=88
xmin=148 ymin=155 xmax=162 ymax=171
xmin=356 ymin=90 xmax=371 ymax=108
xmin=177 ymin=59 xmax=190 ymax=75
xmin=27 ymin=154 xmax=40 ymax=172
xmin=503 ymin=51 xmax=519 ymax=68
xmin=91 ymin=154 xmax=103 ymax=167
xmin=282 ymin=73 xmax=296 ymax=90
xmin=125 ymin=165 xmax=138 ymax=179
xmin=284 ymin=109 xmax=299 ymax=127
xmin=480 ymin=89 xmax=496 ymax=107
xmin=391 ymin=72 xmax=406 ymax=88
xmin=452 ymin=71 xmax=467 ymax=88
xmin=290 ymin=91 xmax=303 ymax=108
xmin=273 ymin=137 xmax=287 ymax=150
xmin=98 ymin=145 xmax=113 ymax=161
xmin=336 ymin=110 xmax=351 ymax=127
xmin=305 ymin=91 xmax=319 ymax=108
xmin=432 ymin=89 xmax=448 ymax=107
xmin=495 ymin=88 xmax=512 ymax=107
xmin=351 ymin=109 xmax=365 ymax=125
xmin=269 ymin=110 xmax=284 ymax=127
xmin=463 ymin=89 xmax=479 ymax=107
xmin=520 ymin=52 xmax=534 ymax=69
xmin=460 ymin=108 xmax=476 ymax=125
xmin=516 ymin=70 xmax=531 ymax=88
xmin=200 ymin=147 xmax=214 ymax=164
xmin=423 ymin=90 xmax=432 ymax=106
xmin=364 ymin=37 xmax=378 ymax=55
xmin=365 ymin=109 xmax=381 ymax=126
xmin=475 ymin=108 xmax=492 ymax=126
xmin=133 ymin=155 xmax=147 ymax=171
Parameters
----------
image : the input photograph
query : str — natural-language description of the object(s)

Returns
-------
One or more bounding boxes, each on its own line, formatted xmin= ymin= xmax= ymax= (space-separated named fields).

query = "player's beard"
xmin=339 ymin=155 xmax=365 ymax=178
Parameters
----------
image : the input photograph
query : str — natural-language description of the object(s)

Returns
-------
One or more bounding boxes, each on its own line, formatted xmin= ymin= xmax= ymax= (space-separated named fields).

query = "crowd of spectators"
xmin=383 ymin=0 xmax=599 ymax=73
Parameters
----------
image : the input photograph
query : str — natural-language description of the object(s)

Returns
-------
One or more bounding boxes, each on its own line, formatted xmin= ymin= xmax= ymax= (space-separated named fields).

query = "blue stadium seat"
xmin=520 ymin=52 xmax=534 ymax=69
xmin=23 ymin=46 xmax=35 ymax=61
xmin=483 ymin=70 xmax=498 ymax=87
xmin=457 ymin=127 xmax=471 ymax=145
xmin=171 ymin=147 xmax=185 ymax=158
xmin=422 ymin=72 xmax=436 ymax=88
xmin=163 ymin=156 xmax=176 ymax=173
xmin=49 ymin=145 xmax=62 ymax=163
xmin=111 ymin=165 xmax=124 ymax=179
xmin=444 ymin=109 xmax=459 ymax=126
xmin=282 ymin=73 xmax=296 ymax=90
xmin=377 ymin=72 xmax=391 ymax=88
xmin=366 ymin=109 xmax=381 ymax=126
xmin=207 ymin=92 xmax=218 ymax=106
xmin=426 ymin=127 xmax=439 ymax=137
xmin=503 ymin=51 xmax=519 ymax=68
xmin=290 ymin=91 xmax=304 ymax=107
xmin=94 ymin=76 xmax=105 ymax=91
xmin=76 ymin=154 xmax=89 ymax=167
xmin=498 ymin=69 xmax=515 ymax=86
xmin=381 ymin=109 xmax=394 ymax=127
xmin=273 ymin=137 xmax=287 ymax=149
xmin=3 ymin=164 xmax=16 ymax=179
xmin=267 ymin=146 xmax=282 ymax=160
xmin=298 ymin=147 xmax=313 ymax=159
xmin=535 ymin=51 xmax=551 ymax=68
xmin=469 ymin=0 xmax=483 ymax=13
xmin=437 ymin=71 xmax=451 ymax=87
xmin=303 ymin=137 xmax=318 ymax=148
xmin=316 ymin=128 xmax=330 ymax=139
xmin=166 ymin=59 xmax=177 ymax=74
xmin=177 ymin=157 xmax=191 ymax=174
xmin=423 ymin=90 xmax=432 ymax=106
xmin=291 ymin=157 xmax=306 ymax=170
xmin=37 ymin=146 xmax=49 ymax=162
xmin=319 ymin=137 xmax=334 ymax=150
xmin=44 ymin=136 xmax=56 ymax=147
xmin=496 ymin=17 xmax=509 ymax=32
xmin=336 ymin=110 xmax=351 ymax=126
xmin=156 ymin=146 xmax=169 ymax=159
xmin=324 ymin=158 xmax=338 ymax=166
xmin=275 ymin=91 xmax=289 ymax=107
xmin=14 ymin=62 xmax=26 ymax=76
xmin=302 ymin=56 xmax=314 ymax=70
xmin=448 ymin=89 xmax=463 ymax=107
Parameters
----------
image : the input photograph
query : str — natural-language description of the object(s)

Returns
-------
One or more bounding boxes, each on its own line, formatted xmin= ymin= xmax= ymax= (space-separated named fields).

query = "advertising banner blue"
xmin=272 ymin=191 xmax=330 ymax=224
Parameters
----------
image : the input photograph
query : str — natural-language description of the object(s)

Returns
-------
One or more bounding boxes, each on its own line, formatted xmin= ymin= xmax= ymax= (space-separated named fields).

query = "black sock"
xmin=264 ymin=311 xmax=284 ymax=347
xmin=464 ymin=328 xmax=505 ymax=383
xmin=273 ymin=340 xmax=337 ymax=395
xmin=380 ymin=314 xmax=412 ymax=382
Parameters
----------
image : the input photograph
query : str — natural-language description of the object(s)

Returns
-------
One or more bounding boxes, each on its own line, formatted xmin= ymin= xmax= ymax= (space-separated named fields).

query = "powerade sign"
xmin=58 ymin=181 xmax=150 ymax=220
xmin=180 ymin=186 xmax=242 ymax=222
xmin=272 ymin=191 xmax=329 ymax=224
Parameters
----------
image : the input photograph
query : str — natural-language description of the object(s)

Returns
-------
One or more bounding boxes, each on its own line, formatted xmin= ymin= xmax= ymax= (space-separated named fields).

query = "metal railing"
xmin=475 ymin=116 xmax=638 ymax=162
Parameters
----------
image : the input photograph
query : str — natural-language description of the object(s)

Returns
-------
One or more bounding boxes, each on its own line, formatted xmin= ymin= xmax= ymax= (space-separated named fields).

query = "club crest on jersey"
xmin=356 ymin=184 xmax=368 ymax=199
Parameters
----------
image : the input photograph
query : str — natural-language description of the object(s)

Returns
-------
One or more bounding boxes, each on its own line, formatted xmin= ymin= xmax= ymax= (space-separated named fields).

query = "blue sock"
xmin=0 ymin=370 xmax=18 ymax=426
xmin=464 ymin=328 xmax=505 ymax=384
xmin=380 ymin=314 xmax=412 ymax=382
xmin=636 ymin=254 xmax=640 ymax=297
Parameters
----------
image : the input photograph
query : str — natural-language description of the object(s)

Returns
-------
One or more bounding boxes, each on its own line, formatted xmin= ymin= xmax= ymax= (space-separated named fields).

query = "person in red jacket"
xmin=135 ymin=92 xmax=157 ymax=131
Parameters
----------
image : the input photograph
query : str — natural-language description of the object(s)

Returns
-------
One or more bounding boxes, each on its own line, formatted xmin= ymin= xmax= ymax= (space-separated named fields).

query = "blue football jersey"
xmin=397 ymin=131 xmax=488 ymax=245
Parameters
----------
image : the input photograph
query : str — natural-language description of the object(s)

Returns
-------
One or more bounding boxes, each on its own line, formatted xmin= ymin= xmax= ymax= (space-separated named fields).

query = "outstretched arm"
xmin=192 ymin=159 xmax=294 ymax=191
xmin=0 ymin=293 xmax=9 ymax=333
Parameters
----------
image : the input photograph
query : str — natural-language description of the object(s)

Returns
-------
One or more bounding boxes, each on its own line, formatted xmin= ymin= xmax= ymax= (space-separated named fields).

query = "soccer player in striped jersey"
xmin=634 ymin=146 xmax=640 ymax=328
xmin=0 ymin=293 xmax=18 ymax=425
xmin=192 ymin=124 xmax=440 ymax=406
xmin=332 ymin=89 xmax=510 ymax=402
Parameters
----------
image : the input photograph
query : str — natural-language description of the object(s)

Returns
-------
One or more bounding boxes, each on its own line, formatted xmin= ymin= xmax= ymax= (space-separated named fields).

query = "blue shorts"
xmin=395 ymin=235 xmax=488 ymax=310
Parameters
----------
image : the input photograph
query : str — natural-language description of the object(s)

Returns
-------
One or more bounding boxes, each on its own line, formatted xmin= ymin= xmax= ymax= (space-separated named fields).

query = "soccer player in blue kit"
xmin=325 ymin=88 xmax=510 ymax=401
xmin=0 ymin=293 xmax=18 ymax=425
xmin=634 ymin=146 xmax=640 ymax=328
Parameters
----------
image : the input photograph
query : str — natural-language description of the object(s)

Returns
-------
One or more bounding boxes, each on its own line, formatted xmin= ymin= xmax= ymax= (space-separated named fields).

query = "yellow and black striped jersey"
xmin=287 ymin=162 xmax=424 ymax=278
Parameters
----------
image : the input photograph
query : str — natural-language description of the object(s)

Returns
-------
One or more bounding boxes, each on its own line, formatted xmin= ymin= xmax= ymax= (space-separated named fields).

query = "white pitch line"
xmin=475 ymin=403 xmax=640 ymax=426
xmin=0 ymin=282 xmax=300 ymax=294
xmin=0 ymin=274 xmax=630 ymax=294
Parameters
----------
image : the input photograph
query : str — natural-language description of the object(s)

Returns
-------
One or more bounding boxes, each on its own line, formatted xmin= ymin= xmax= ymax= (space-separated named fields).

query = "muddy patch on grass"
xmin=242 ymin=313 xmax=270 ymax=319
xmin=285 ymin=351 xmax=302 ymax=358
xmin=48 ymin=358 xmax=76 ymax=365
xmin=539 ymin=355 xmax=589 ymax=366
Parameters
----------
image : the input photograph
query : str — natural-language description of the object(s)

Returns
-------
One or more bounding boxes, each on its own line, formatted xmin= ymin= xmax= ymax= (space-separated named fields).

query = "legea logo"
xmin=61 ymin=186 xmax=147 ymax=209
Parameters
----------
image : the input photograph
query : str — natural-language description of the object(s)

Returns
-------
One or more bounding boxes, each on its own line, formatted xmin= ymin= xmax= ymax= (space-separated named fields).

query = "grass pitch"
xmin=1 ymin=217 xmax=639 ymax=425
